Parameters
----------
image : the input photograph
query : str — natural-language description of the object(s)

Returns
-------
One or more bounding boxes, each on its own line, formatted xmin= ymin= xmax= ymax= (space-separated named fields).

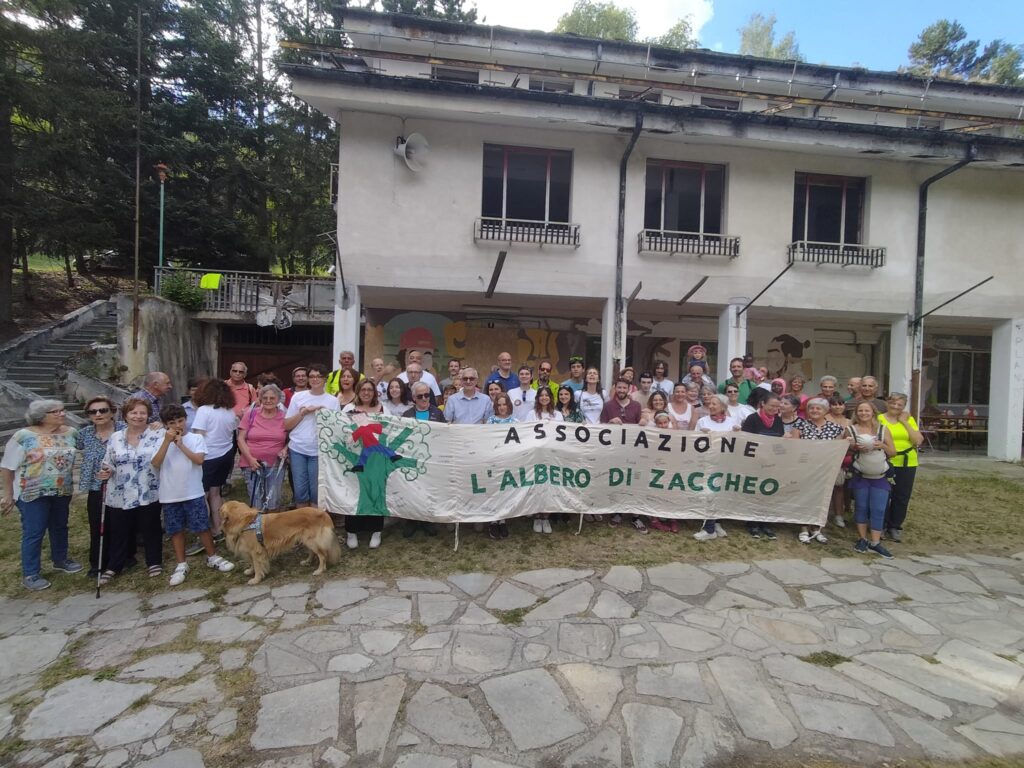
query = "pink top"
xmin=239 ymin=409 xmax=287 ymax=467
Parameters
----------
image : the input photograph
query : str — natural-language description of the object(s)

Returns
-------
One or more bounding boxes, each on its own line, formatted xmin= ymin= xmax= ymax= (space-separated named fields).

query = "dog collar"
xmin=245 ymin=511 xmax=265 ymax=546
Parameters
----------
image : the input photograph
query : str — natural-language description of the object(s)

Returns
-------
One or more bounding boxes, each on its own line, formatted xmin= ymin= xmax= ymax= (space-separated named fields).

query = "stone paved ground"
xmin=3 ymin=552 xmax=1024 ymax=767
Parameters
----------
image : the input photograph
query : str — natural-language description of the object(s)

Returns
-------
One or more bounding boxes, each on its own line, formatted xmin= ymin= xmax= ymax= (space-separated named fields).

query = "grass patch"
xmin=996 ymin=653 xmax=1017 ymax=662
xmin=894 ymin=595 xmax=913 ymax=602
xmin=494 ymin=607 xmax=528 ymax=626
xmin=799 ymin=651 xmax=851 ymax=668
xmin=920 ymin=654 xmax=940 ymax=665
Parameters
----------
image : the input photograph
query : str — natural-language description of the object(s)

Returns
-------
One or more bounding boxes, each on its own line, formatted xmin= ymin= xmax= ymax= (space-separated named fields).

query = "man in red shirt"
xmin=600 ymin=378 xmax=642 ymax=424
xmin=225 ymin=361 xmax=257 ymax=417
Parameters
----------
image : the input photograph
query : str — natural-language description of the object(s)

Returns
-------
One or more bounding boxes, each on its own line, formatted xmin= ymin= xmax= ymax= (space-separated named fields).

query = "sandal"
xmin=147 ymin=565 xmax=163 ymax=578
xmin=98 ymin=570 xmax=116 ymax=585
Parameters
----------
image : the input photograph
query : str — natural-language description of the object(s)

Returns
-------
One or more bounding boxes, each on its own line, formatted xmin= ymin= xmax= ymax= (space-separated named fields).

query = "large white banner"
xmin=317 ymin=412 xmax=847 ymax=525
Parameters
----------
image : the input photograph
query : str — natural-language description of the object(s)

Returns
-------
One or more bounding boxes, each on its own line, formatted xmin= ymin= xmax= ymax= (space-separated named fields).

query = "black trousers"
xmin=86 ymin=489 xmax=110 ymax=573
xmin=106 ymin=502 xmax=163 ymax=572
xmin=885 ymin=466 xmax=917 ymax=531
xmin=346 ymin=515 xmax=384 ymax=533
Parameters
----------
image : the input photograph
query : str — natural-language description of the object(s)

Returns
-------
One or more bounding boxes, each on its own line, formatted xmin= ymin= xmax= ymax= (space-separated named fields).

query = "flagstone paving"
xmin=3 ymin=552 xmax=1024 ymax=766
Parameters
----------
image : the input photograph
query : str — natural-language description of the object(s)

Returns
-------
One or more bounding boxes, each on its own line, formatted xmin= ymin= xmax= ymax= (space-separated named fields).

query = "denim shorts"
xmin=163 ymin=497 xmax=210 ymax=535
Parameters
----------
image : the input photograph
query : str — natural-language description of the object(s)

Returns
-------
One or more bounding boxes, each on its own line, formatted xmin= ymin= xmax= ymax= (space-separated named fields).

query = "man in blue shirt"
xmin=445 ymin=368 xmax=494 ymax=424
xmin=561 ymin=356 xmax=585 ymax=392
xmin=484 ymin=351 xmax=515 ymax=391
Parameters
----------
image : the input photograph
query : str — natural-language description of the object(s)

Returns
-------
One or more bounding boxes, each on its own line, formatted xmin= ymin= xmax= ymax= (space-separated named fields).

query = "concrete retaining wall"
xmin=0 ymin=299 xmax=114 ymax=372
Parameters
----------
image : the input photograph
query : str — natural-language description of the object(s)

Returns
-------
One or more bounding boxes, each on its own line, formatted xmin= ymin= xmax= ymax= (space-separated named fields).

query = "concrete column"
xmin=601 ymin=297 xmax=616 ymax=388
xmin=333 ymin=282 xmax=361 ymax=368
xmin=987 ymin=318 xmax=1024 ymax=461
xmin=717 ymin=299 xmax=748 ymax=384
xmin=888 ymin=315 xmax=912 ymax=396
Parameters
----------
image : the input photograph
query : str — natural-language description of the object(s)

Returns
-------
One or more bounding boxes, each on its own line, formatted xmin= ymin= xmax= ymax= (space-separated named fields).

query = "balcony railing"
xmin=154 ymin=266 xmax=335 ymax=319
xmin=474 ymin=217 xmax=581 ymax=247
xmin=788 ymin=241 xmax=886 ymax=268
xmin=638 ymin=229 xmax=740 ymax=258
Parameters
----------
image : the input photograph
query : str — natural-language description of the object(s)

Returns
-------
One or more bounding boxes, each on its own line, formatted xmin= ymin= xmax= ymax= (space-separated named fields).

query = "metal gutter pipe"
xmin=613 ymin=110 xmax=644 ymax=377
xmin=910 ymin=144 xmax=977 ymax=419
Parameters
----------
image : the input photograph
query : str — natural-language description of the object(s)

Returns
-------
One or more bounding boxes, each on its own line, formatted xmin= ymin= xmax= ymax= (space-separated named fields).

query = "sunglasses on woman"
xmin=86 ymin=407 xmax=111 ymax=415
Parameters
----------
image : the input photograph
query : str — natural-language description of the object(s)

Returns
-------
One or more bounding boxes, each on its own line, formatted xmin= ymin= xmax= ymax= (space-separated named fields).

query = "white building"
xmin=285 ymin=9 xmax=1024 ymax=460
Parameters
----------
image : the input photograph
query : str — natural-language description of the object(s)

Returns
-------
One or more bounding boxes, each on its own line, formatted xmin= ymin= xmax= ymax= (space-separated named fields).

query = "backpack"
xmin=850 ymin=425 xmax=890 ymax=479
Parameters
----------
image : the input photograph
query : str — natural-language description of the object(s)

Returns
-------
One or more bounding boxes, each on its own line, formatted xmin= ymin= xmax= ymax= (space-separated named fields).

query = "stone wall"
xmin=115 ymin=294 xmax=218 ymax=404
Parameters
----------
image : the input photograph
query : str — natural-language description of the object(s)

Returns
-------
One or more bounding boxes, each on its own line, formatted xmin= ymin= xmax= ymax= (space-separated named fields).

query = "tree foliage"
xmin=554 ymin=0 xmax=638 ymax=42
xmin=738 ymin=12 xmax=801 ymax=61
xmin=653 ymin=19 xmax=698 ymax=51
xmin=908 ymin=19 xmax=1022 ymax=85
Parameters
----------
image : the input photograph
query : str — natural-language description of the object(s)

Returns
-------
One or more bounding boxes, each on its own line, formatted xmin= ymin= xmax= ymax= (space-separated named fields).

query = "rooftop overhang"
xmin=335 ymin=8 xmax=1024 ymax=122
xmin=285 ymin=65 xmax=1024 ymax=168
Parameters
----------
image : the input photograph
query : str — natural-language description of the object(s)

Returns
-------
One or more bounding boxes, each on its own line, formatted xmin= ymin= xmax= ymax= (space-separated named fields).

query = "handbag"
xmin=851 ymin=426 xmax=891 ymax=479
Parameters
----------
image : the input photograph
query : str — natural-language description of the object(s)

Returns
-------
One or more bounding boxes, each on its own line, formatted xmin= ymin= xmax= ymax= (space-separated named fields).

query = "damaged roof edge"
xmin=282 ymin=63 xmax=1024 ymax=161
xmin=334 ymin=7 xmax=1024 ymax=99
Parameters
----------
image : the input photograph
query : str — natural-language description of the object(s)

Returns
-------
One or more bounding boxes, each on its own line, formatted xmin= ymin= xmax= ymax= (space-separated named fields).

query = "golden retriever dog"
xmin=221 ymin=501 xmax=342 ymax=585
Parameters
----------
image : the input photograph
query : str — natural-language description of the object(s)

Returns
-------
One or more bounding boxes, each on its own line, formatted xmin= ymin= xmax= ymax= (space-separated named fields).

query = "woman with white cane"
xmin=76 ymin=396 xmax=124 ymax=578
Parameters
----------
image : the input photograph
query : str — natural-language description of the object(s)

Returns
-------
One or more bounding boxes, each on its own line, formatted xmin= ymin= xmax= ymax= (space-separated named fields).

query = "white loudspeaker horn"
xmin=394 ymin=133 xmax=430 ymax=171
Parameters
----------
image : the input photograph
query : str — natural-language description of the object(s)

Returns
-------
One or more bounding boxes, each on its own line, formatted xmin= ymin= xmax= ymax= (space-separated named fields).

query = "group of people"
xmin=0 ymin=347 xmax=923 ymax=592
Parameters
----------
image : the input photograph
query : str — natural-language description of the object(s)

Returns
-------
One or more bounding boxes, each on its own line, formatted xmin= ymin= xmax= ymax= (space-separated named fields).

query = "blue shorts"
xmin=163 ymin=497 xmax=210 ymax=535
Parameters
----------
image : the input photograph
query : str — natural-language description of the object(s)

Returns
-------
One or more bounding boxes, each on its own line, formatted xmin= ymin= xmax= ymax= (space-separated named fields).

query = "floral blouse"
xmin=102 ymin=428 xmax=164 ymax=509
xmin=795 ymin=418 xmax=846 ymax=441
xmin=1 ymin=428 xmax=78 ymax=502
xmin=76 ymin=421 xmax=126 ymax=492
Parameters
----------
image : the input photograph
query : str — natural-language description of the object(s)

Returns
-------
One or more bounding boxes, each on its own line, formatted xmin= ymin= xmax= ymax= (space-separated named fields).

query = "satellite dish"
xmin=394 ymin=133 xmax=430 ymax=171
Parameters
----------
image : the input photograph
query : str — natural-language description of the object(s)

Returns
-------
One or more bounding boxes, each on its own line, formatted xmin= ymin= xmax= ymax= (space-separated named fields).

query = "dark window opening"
xmin=482 ymin=145 xmax=573 ymax=224
xmin=700 ymin=96 xmax=740 ymax=111
xmin=619 ymin=87 xmax=661 ymax=103
xmin=529 ymin=78 xmax=574 ymax=93
xmin=792 ymin=173 xmax=866 ymax=245
xmin=643 ymin=160 xmax=725 ymax=234
xmin=431 ymin=66 xmax=478 ymax=84
xmin=937 ymin=350 xmax=990 ymax=405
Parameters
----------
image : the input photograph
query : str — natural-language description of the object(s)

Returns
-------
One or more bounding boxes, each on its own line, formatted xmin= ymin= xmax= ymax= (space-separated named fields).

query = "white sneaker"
xmin=346 ymin=533 xmax=358 ymax=549
xmin=369 ymin=532 xmax=381 ymax=549
xmin=169 ymin=563 xmax=189 ymax=586
xmin=533 ymin=519 xmax=543 ymax=533
xmin=813 ymin=530 xmax=829 ymax=544
xmin=206 ymin=555 xmax=234 ymax=572
xmin=798 ymin=531 xmax=812 ymax=544
xmin=834 ymin=516 xmax=846 ymax=528
xmin=714 ymin=523 xmax=728 ymax=538
xmin=693 ymin=529 xmax=717 ymax=541
xmin=541 ymin=519 xmax=552 ymax=534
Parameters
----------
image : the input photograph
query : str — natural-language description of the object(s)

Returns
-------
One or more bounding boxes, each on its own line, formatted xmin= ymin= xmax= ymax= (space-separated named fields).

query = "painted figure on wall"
xmin=766 ymin=334 xmax=811 ymax=380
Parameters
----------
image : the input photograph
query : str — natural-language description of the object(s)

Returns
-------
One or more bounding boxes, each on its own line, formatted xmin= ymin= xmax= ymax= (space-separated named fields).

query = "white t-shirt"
xmin=526 ymin=409 xmax=564 ymax=422
xmin=727 ymin=403 xmax=755 ymax=422
xmin=285 ymin=391 xmax=340 ymax=456
xmin=575 ymin=389 xmax=606 ymax=424
xmin=695 ymin=414 xmax=740 ymax=433
xmin=506 ymin=386 xmax=536 ymax=421
xmin=398 ymin=370 xmax=441 ymax=396
xmin=158 ymin=432 xmax=207 ymax=503
xmin=667 ymin=402 xmax=693 ymax=429
xmin=191 ymin=406 xmax=238 ymax=459
xmin=651 ymin=379 xmax=674 ymax=396
xmin=381 ymin=399 xmax=410 ymax=417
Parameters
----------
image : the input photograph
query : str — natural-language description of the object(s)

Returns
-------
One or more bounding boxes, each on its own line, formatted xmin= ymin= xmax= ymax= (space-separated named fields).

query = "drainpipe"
xmin=910 ymin=144 xmax=976 ymax=419
xmin=613 ymin=110 xmax=643 ymax=378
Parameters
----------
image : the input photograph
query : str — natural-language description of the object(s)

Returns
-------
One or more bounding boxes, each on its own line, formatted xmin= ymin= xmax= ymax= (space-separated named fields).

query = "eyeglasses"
xmin=46 ymin=409 xmax=66 ymax=415
xmin=539 ymin=367 xmax=551 ymax=373
xmin=230 ymin=369 xmax=246 ymax=374
xmin=86 ymin=407 xmax=111 ymax=415
xmin=307 ymin=373 xmax=324 ymax=379
xmin=462 ymin=376 xmax=477 ymax=381
xmin=414 ymin=393 xmax=431 ymax=400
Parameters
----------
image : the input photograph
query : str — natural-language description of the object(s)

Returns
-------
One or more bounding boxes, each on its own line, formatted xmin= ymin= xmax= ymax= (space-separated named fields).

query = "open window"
xmin=638 ymin=160 xmax=737 ymax=257
xmin=789 ymin=173 xmax=883 ymax=266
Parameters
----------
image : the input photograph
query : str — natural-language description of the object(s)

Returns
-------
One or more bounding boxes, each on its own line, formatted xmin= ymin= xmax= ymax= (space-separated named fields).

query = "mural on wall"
xmin=764 ymin=333 xmax=812 ymax=380
xmin=364 ymin=310 xmax=588 ymax=381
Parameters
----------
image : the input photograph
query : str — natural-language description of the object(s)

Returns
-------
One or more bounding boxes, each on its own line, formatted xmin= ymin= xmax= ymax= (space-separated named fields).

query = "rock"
xmin=397 ymin=578 xmax=449 ymax=593
xmin=315 ymin=581 xmax=370 ymax=611
xmin=270 ymin=582 xmax=310 ymax=598
xmin=93 ymin=705 xmax=176 ymax=749
xmin=353 ymin=675 xmax=405 ymax=756
xmin=251 ymin=678 xmax=339 ymax=750
xmin=836 ymin=626 xmax=872 ymax=647
xmin=763 ymin=655 xmax=876 ymax=704
xmin=410 ymin=631 xmax=451 ymax=651
xmin=558 ymin=623 xmax=614 ymax=661
xmin=393 ymin=756 xmax=455 ymax=768
xmin=0 ymin=634 xmax=67 ymax=681
xmin=973 ymin=568 xmax=1024 ymax=596
xmin=135 ymin=749 xmax=205 ymax=768
xmin=480 ymin=669 xmax=586 ymax=750
xmin=558 ymin=663 xmax=623 ymax=724
xmin=642 ymin=592 xmax=689 ymax=617
xmin=219 ymin=648 xmax=247 ymax=671
xmin=22 ymin=677 xmax=154 ymax=740
xmin=636 ymin=662 xmax=710 ymax=703
xmin=419 ymin=594 xmax=460 ymax=625
xmin=853 ymin=609 xmax=886 ymax=625
xmin=703 ymin=590 xmax=770 ymax=612
xmin=749 ymin=616 xmax=821 ymax=645
xmin=726 ymin=573 xmax=793 ymax=607
xmin=856 ymin=652 xmax=998 ymax=707
xmin=956 ymin=713 xmax=1024 ymax=756
xmin=892 ymin=713 xmax=975 ymax=760
xmin=512 ymin=568 xmax=593 ymax=590
xmin=224 ymin=585 xmax=270 ymax=604
xmin=701 ymin=561 xmax=749 ymax=576
xmin=756 ymin=559 xmax=833 ymax=586
xmin=620 ymin=642 xmax=661 ymax=659
xmin=708 ymin=656 xmax=797 ymax=749
xmin=207 ymin=707 xmax=238 ymax=738
xmin=448 ymin=572 xmax=496 ymax=596
xmin=259 ymin=646 xmax=319 ymax=678
xmin=91 ymin=598 xmax=143 ymax=627
xmin=359 ymin=629 xmax=405 ymax=655
xmin=334 ymin=597 xmax=412 ymax=626
xmin=883 ymin=627 xmax=922 ymax=648
xmin=274 ymin=596 xmax=309 ymax=613
xmin=788 ymin=693 xmax=894 ymax=745
xmin=883 ymin=609 xmax=939 ymax=635
xmin=456 ymin=604 xmax=498 ymax=626
xmin=485 ymin=583 xmax=538 ymax=611
xmin=835 ymin=661 xmax=952 ymax=719
xmin=145 ymin=600 xmax=215 ymax=624
xmin=823 ymin=582 xmax=898 ymax=604
xmin=620 ymin=624 xmax=644 ymax=637
xmin=564 ymin=727 xmax=622 ymax=767
xmin=879 ymin=572 xmax=961 ymax=603
xmin=621 ymin=702 xmax=684 ymax=768
xmin=452 ymin=633 xmax=515 ymax=674
xmin=405 ymin=682 xmax=491 ymax=747
xmin=935 ymin=638 xmax=1024 ymax=691
xmin=801 ymin=590 xmax=840 ymax=608
xmin=929 ymin=573 xmax=988 ymax=595
xmin=818 ymin=557 xmax=872 ymax=577
xmin=652 ymin=622 xmax=721 ymax=652
xmin=154 ymin=674 xmax=221 ymax=705
xmin=320 ymin=746 xmax=350 ymax=767
xmin=592 ymin=590 xmax=634 ymax=619
xmin=681 ymin=709 xmax=735 ymax=768
xmin=732 ymin=628 xmax=772 ymax=651
xmin=471 ymin=758 xmax=524 ymax=768
xmin=602 ymin=565 xmax=643 ymax=593
xmin=293 ymin=629 xmax=352 ymax=654
xmin=121 ymin=652 xmax=203 ymax=680
xmin=646 ymin=563 xmax=713 ymax=596
xmin=523 ymin=643 xmax=549 ymax=663
xmin=522 ymin=583 xmax=593 ymax=621
xmin=149 ymin=588 xmax=207 ymax=608
xmin=946 ymin=618 xmax=1023 ymax=650
xmin=327 ymin=654 xmax=374 ymax=673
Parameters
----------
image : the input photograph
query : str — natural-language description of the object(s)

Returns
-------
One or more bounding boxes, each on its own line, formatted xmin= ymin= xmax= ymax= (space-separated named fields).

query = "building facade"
xmin=285 ymin=10 xmax=1024 ymax=460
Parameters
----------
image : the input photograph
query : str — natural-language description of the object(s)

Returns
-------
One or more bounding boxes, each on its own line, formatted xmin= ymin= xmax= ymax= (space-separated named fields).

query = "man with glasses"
xmin=444 ymin=368 xmax=493 ymax=424
xmin=485 ymin=351 xmax=515 ymax=390
xmin=132 ymin=371 xmax=172 ymax=424
xmin=398 ymin=350 xmax=441 ymax=397
xmin=224 ymin=362 xmax=257 ymax=417
xmin=717 ymin=357 xmax=755 ymax=404
xmin=532 ymin=359 xmax=558 ymax=398
xmin=561 ymin=356 xmax=586 ymax=392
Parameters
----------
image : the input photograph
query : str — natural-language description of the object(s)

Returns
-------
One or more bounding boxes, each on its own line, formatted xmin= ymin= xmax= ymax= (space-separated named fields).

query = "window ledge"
xmin=474 ymin=218 xmax=581 ymax=248
xmin=638 ymin=229 xmax=740 ymax=258
xmin=788 ymin=241 xmax=886 ymax=268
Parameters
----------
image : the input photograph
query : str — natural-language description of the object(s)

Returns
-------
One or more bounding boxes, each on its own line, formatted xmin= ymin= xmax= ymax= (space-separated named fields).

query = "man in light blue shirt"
xmin=444 ymin=368 xmax=494 ymax=424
